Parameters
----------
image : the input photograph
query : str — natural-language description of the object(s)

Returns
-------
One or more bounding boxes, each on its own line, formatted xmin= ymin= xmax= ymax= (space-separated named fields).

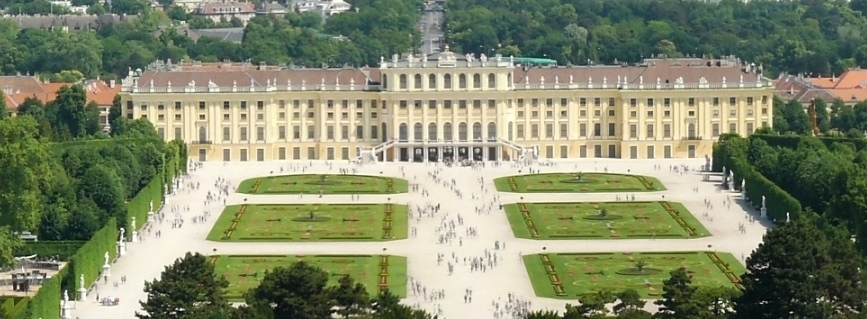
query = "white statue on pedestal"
xmin=79 ymin=275 xmax=84 ymax=290
xmin=761 ymin=196 xmax=766 ymax=208
xmin=119 ymin=228 xmax=125 ymax=242
xmin=741 ymin=179 xmax=746 ymax=193
xmin=104 ymin=252 xmax=110 ymax=265
xmin=786 ymin=212 xmax=790 ymax=222
xmin=149 ymin=200 xmax=154 ymax=212
xmin=131 ymin=217 xmax=136 ymax=231
xmin=63 ymin=290 xmax=69 ymax=303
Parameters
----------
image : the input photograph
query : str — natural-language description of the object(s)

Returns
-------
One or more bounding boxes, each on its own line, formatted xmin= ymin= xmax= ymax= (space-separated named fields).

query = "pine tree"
xmin=654 ymin=267 xmax=700 ymax=319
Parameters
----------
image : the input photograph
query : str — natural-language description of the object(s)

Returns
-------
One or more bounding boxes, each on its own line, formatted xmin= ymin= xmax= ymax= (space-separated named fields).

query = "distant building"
xmin=3 ymin=14 xmax=136 ymax=32
xmin=0 ymin=75 xmax=119 ymax=128
xmin=774 ymin=69 xmax=867 ymax=105
xmin=48 ymin=0 xmax=89 ymax=13
xmin=291 ymin=0 xmax=351 ymax=19
xmin=154 ymin=26 xmax=245 ymax=43
xmin=193 ymin=0 xmax=256 ymax=26
xmin=256 ymin=1 xmax=289 ymax=16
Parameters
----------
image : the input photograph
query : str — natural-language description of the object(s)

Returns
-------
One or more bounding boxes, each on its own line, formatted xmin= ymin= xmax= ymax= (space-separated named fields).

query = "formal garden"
xmin=522 ymin=251 xmax=745 ymax=299
xmin=210 ymin=255 xmax=407 ymax=301
xmin=206 ymin=204 xmax=408 ymax=241
xmin=236 ymin=174 xmax=409 ymax=194
xmin=493 ymin=173 xmax=665 ymax=193
xmin=503 ymin=201 xmax=709 ymax=239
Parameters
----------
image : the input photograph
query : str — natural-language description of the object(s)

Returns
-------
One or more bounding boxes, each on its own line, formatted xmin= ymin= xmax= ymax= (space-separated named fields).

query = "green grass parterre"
xmin=206 ymin=204 xmax=408 ymax=241
xmin=504 ymin=201 xmax=710 ymax=239
xmin=236 ymin=174 xmax=408 ymax=194
xmin=494 ymin=173 xmax=665 ymax=193
xmin=210 ymin=255 xmax=407 ymax=301
xmin=523 ymin=252 xmax=745 ymax=299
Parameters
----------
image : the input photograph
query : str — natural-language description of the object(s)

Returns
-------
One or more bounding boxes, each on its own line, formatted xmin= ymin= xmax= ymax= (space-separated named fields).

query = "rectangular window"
xmin=223 ymin=149 xmax=231 ymax=161
xmin=607 ymin=123 xmax=615 ymax=137
xmin=713 ymin=97 xmax=720 ymax=106
xmin=729 ymin=122 xmax=737 ymax=133
xmin=278 ymin=147 xmax=286 ymax=160
xmin=473 ymin=100 xmax=481 ymax=109
xmin=198 ymin=101 xmax=205 ymax=110
xmin=647 ymin=98 xmax=654 ymax=107
xmin=459 ymin=100 xmax=467 ymax=109
xmin=293 ymin=147 xmax=301 ymax=160
xmin=327 ymin=125 xmax=334 ymax=139
xmin=307 ymin=125 xmax=315 ymax=139
xmin=341 ymin=125 xmax=349 ymax=140
xmin=240 ymin=127 xmax=248 ymax=141
xmin=594 ymin=98 xmax=601 ymax=107
xmin=646 ymin=124 xmax=654 ymax=138
xmin=293 ymin=125 xmax=301 ymax=139
xmin=517 ymin=124 xmax=525 ymax=138
xmin=241 ymin=101 xmax=247 ymax=110
xmin=356 ymin=125 xmax=364 ymax=139
xmin=664 ymin=98 xmax=671 ymax=107
xmin=579 ymin=98 xmax=587 ymax=107
xmin=579 ymin=123 xmax=587 ymax=137
xmin=444 ymin=101 xmax=452 ymax=109
xmin=545 ymin=123 xmax=553 ymax=138
xmin=240 ymin=149 xmax=248 ymax=161
xmin=307 ymin=146 xmax=316 ymax=159
xmin=222 ymin=127 xmax=230 ymax=141
xmin=174 ymin=102 xmax=181 ymax=110
xmin=561 ymin=98 xmax=568 ymax=107
xmin=712 ymin=123 xmax=720 ymax=137
xmin=256 ymin=127 xmax=264 ymax=141
xmin=629 ymin=98 xmax=636 ymax=107
xmin=608 ymin=97 xmax=615 ymax=106
xmin=174 ymin=127 xmax=182 ymax=140
xmin=593 ymin=123 xmax=601 ymax=136
xmin=371 ymin=125 xmax=378 ymax=139
xmin=664 ymin=124 xmax=671 ymax=138
xmin=629 ymin=124 xmax=637 ymax=138
xmin=488 ymin=100 xmax=496 ymax=108
xmin=257 ymin=101 xmax=264 ymax=110
xmin=688 ymin=98 xmax=695 ymax=106
xmin=747 ymin=97 xmax=754 ymax=106
xmin=531 ymin=124 xmax=539 ymax=138
xmin=278 ymin=126 xmax=286 ymax=139
xmin=559 ymin=123 xmax=567 ymax=138
xmin=729 ymin=97 xmax=736 ymax=106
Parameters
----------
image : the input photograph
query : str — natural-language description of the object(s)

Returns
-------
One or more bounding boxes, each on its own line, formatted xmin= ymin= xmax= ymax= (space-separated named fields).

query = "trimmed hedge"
xmin=68 ymin=218 xmax=118 ymax=295
xmin=25 ymin=262 xmax=67 ymax=319
xmin=13 ymin=241 xmax=86 ymax=261
xmin=750 ymin=134 xmax=867 ymax=151
xmin=126 ymin=172 xmax=164 ymax=235
xmin=718 ymin=150 xmax=803 ymax=222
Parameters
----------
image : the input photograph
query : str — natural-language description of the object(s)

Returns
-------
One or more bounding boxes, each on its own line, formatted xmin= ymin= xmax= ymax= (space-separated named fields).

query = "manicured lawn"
xmin=494 ymin=173 xmax=665 ymax=193
xmin=211 ymin=255 xmax=407 ymax=301
xmin=523 ymin=252 xmax=745 ymax=299
xmin=503 ymin=201 xmax=710 ymax=239
xmin=236 ymin=174 xmax=408 ymax=194
xmin=206 ymin=204 xmax=408 ymax=242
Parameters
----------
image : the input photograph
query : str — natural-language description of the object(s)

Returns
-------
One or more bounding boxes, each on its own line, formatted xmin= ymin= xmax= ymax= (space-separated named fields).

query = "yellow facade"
xmin=119 ymin=54 xmax=773 ymax=162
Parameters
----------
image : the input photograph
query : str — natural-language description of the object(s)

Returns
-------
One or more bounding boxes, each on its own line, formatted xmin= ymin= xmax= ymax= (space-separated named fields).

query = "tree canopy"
xmin=443 ymin=0 xmax=867 ymax=76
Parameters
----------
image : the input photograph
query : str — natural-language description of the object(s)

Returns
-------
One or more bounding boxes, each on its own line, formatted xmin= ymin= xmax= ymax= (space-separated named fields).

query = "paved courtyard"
xmin=73 ymin=158 xmax=768 ymax=319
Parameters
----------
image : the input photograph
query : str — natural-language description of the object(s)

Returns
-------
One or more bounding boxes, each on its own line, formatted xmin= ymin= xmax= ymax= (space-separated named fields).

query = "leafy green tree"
xmin=577 ymin=289 xmax=615 ymax=318
xmin=733 ymin=218 xmax=866 ymax=319
xmin=54 ymin=84 xmax=89 ymax=139
xmin=137 ymin=252 xmax=232 ymax=319
xmin=613 ymin=289 xmax=647 ymax=316
xmin=654 ymin=267 xmax=700 ymax=319
xmin=330 ymin=275 xmax=370 ymax=318
xmin=0 ymin=116 xmax=52 ymax=233
xmin=244 ymin=261 xmax=333 ymax=319
xmin=813 ymin=98 xmax=831 ymax=132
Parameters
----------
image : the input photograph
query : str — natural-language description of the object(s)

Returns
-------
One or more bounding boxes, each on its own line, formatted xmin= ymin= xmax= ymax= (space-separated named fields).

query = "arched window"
xmin=428 ymin=122 xmax=437 ymax=140
xmin=413 ymin=122 xmax=423 ymax=141
xmin=488 ymin=122 xmax=497 ymax=139
xmin=488 ymin=73 xmax=496 ymax=89
xmin=399 ymin=74 xmax=407 ymax=89
xmin=444 ymin=122 xmax=453 ymax=140
xmin=472 ymin=122 xmax=482 ymax=140
xmin=381 ymin=123 xmax=388 ymax=142
xmin=458 ymin=122 xmax=468 ymax=140
xmin=506 ymin=73 xmax=512 ymax=87
xmin=198 ymin=127 xmax=206 ymax=142
xmin=459 ymin=74 xmax=467 ymax=89
xmin=444 ymin=74 xmax=452 ymax=89
xmin=399 ymin=123 xmax=408 ymax=140
xmin=473 ymin=74 xmax=481 ymax=89
xmin=428 ymin=74 xmax=437 ymax=89
xmin=414 ymin=74 xmax=422 ymax=89
xmin=382 ymin=75 xmax=388 ymax=89
xmin=688 ymin=123 xmax=696 ymax=138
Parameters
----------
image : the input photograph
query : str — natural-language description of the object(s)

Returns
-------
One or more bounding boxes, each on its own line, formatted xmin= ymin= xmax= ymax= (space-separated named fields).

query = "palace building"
xmin=117 ymin=50 xmax=774 ymax=162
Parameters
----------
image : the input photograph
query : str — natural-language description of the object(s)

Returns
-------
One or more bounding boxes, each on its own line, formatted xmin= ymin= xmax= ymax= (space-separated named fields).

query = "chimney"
xmin=110 ymin=80 xmax=116 ymax=88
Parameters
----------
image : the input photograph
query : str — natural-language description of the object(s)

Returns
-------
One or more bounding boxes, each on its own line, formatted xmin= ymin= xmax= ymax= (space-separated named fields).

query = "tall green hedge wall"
xmin=724 ymin=156 xmax=803 ymax=222
xmin=67 ymin=218 xmax=118 ymax=295
xmin=24 ymin=262 xmax=67 ymax=319
xmin=126 ymin=173 xmax=164 ymax=236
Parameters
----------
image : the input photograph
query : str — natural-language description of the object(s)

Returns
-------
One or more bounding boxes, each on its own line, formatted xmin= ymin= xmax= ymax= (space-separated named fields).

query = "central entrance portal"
xmin=443 ymin=146 xmax=454 ymax=161
xmin=457 ymin=147 xmax=468 ymax=160
xmin=472 ymin=147 xmax=483 ymax=161
xmin=428 ymin=147 xmax=439 ymax=162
